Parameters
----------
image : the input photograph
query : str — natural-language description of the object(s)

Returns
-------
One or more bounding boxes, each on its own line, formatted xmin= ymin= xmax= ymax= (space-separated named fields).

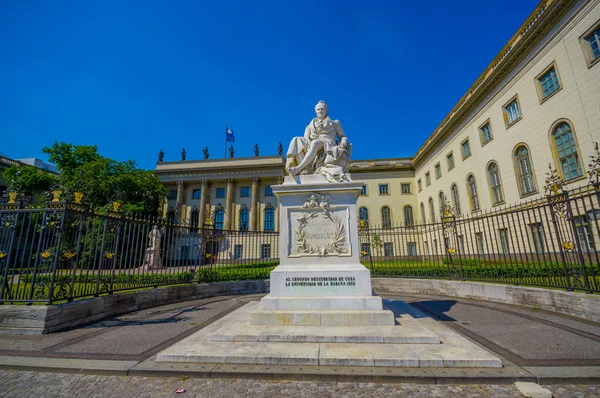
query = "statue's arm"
xmin=336 ymin=120 xmax=348 ymax=149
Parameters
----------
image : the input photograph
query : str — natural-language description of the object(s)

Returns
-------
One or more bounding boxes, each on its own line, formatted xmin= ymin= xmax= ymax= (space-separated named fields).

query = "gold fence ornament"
xmin=7 ymin=192 xmax=17 ymax=203
xmin=51 ymin=190 xmax=62 ymax=202
xmin=74 ymin=192 xmax=84 ymax=204
xmin=112 ymin=202 xmax=121 ymax=212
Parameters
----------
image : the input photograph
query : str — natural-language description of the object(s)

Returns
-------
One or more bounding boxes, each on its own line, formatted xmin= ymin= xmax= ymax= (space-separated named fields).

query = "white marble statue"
xmin=142 ymin=225 xmax=164 ymax=271
xmin=285 ymin=100 xmax=351 ymax=182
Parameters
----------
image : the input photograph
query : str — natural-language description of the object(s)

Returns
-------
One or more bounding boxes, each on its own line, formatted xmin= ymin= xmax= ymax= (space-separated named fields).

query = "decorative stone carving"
xmin=158 ymin=149 xmax=164 ymax=162
xmin=203 ymin=147 xmax=209 ymax=159
xmin=181 ymin=148 xmax=186 ymax=161
xmin=285 ymin=100 xmax=351 ymax=183
xmin=254 ymin=144 xmax=259 ymax=157
xmin=229 ymin=145 xmax=234 ymax=158
xmin=291 ymin=193 xmax=348 ymax=256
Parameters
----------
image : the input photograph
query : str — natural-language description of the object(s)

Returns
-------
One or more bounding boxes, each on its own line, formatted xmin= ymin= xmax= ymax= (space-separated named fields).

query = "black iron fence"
xmin=0 ymin=199 xmax=278 ymax=304
xmin=2 ymin=175 xmax=600 ymax=304
xmin=360 ymin=183 xmax=600 ymax=293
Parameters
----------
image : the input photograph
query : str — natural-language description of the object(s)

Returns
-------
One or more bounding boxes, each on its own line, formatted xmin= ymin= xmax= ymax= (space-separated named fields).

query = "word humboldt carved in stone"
xmin=285 ymin=276 xmax=356 ymax=287
xmin=290 ymin=193 xmax=349 ymax=257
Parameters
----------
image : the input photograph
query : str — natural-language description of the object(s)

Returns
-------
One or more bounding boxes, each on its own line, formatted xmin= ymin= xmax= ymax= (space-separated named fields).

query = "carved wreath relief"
xmin=291 ymin=193 xmax=349 ymax=256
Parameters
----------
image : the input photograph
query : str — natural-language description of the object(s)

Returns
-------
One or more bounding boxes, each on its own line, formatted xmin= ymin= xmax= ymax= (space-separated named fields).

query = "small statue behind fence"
xmin=141 ymin=225 xmax=164 ymax=271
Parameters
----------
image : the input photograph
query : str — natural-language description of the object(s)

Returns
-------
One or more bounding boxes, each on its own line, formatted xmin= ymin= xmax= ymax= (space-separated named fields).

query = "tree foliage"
xmin=41 ymin=142 xmax=167 ymax=215
xmin=2 ymin=164 xmax=56 ymax=198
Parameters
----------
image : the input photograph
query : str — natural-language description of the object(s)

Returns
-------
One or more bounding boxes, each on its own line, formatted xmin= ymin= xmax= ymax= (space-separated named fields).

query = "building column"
xmin=224 ymin=178 xmax=235 ymax=230
xmin=250 ymin=177 xmax=259 ymax=231
xmin=198 ymin=180 xmax=209 ymax=228
xmin=176 ymin=180 xmax=185 ymax=223
xmin=275 ymin=176 xmax=284 ymax=231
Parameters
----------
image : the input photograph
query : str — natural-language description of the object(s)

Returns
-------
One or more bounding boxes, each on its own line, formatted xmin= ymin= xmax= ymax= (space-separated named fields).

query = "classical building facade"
xmin=156 ymin=0 xmax=600 ymax=234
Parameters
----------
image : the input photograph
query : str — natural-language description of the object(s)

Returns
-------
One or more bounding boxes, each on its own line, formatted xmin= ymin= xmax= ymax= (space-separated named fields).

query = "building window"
xmin=264 ymin=186 xmax=274 ymax=197
xmin=216 ymin=188 xmax=226 ymax=199
xmin=438 ymin=191 xmax=445 ymax=215
xmin=169 ymin=190 xmax=177 ymax=200
xmin=167 ymin=211 xmax=175 ymax=224
xmin=261 ymin=244 xmax=271 ymax=259
xmin=552 ymin=122 xmax=583 ymax=181
xmin=425 ymin=172 xmax=431 ymax=186
xmin=503 ymin=96 xmax=522 ymax=127
xmin=574 ymin=215 xmax=595 ymax=251
xmin=215 ymin=209 xmax=224 ymax=230
xmin=428 ymin=197 xmax=435 ymax=223
xmin=417 ymin=179 xmax=422 ymax=192
xmin=420 ymin=203 xmax=426 ymax=223
xmin=361 ymin=185 xmax=368 ymax=196
xmin=407 ymin=242 xmax=417 ymax=256
xmin=359 ymin=207 xmax=369 ymax=228
xmin=234 ymin=244 xmax=243 ymax=260
xmin=476 ymin=232 xmax=484 ymax=254
xmin=458 ymin=235 xmax=465 ymax=253
xmin=264 ymin=207 xmax=275 ymax=231
xmin=379 ymin=184 xmax=389 ymax=195
xmin=461 ymin=139 xmax=471 ymax=159
xmin=239 ymin=208 xmax=249 ymax=231
xmin=384 ymin=242 xmax=394 ymax=257
xmin=467 ymin=175 xmax=479 ymax=211
xmin=451 ymin=184 xmax=461 ymax=216
xmin=361 ymin=243 xmax=371 ymax=256
xmin=514 ymin=145 xmax=537 ymax=196
xmin=498 ymin=228 xmax=510 ymax=254
xmin=447 ymin=152 xmax=455 ymax=170
xmin=529 ymin=223 xmax=545 ymax=254
xmin=479 ymin=120 xmax=493 ymax=145
xmin=401 ymin=183 xmax=411 ymax=194
xmin=192 ymin=189 xmax=201 ymax=199
xmin=381 ymin=206 xmax=392 ymax=228
xmin=536 ymin=63 xmax=561 ymax=101
xmin=434 ymin=163 xmax=442 ymax=179
xmin=190 ymin=210 xmax=199 ymax=228
xmin=487 ymin=162 xmax=504 ymax=205
xmin=240 ymin=187 xmax=250 ymax=197
xmin=404 ymin=205 xmax=414 ymax=226
xmin=580 ymin=23 xmax=600 ymax=68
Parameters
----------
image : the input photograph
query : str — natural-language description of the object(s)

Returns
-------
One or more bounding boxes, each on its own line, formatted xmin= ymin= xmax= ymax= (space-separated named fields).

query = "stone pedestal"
xmin=252 ymin=174 xmax=394 ymax=326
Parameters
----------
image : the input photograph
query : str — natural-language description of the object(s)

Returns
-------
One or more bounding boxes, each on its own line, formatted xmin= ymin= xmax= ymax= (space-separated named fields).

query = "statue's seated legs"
xmin=288 ymin=139 xmax=325 ymax=175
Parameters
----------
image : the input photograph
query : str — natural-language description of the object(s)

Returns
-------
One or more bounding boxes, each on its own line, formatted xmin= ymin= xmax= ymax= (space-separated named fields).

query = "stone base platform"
xmin=156 ymin=300 xmax=502 ymax=368
xmin=250 ymin=308 xmax=395 ymax=326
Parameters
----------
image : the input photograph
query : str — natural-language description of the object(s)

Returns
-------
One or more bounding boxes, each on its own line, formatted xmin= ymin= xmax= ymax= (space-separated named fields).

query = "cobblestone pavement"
xmin=0 ymin=370 xmax=599 ymax=398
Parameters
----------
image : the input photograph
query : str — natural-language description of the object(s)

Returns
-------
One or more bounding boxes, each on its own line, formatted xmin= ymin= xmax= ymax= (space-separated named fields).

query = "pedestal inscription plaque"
xmin=288 ymin=195 xmax=351 ymax=257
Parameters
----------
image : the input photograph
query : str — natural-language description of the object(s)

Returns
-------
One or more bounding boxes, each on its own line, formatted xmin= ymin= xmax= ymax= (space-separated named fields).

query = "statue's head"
xmin=314 ymin=100 xmax=328 ymax=119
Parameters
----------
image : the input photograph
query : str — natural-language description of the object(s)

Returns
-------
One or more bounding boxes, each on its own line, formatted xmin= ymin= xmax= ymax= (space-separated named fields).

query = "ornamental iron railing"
xmin=1 ymin=149 xmax=600 ymax=303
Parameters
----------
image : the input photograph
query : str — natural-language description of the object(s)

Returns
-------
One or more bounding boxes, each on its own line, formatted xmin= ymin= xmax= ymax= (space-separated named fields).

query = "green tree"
xmin=370 ymin=232 xmax=383 ymax=257
xmin=2 ymin=165 xmax=56 ymax=201
xmin=42 ymin=142 xmax=168 ymax=215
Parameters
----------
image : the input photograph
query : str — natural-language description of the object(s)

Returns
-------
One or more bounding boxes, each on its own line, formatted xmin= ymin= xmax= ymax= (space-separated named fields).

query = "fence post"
xmin=0 ymin=200 xmax=21 ymax=303
xmin=565 ymin=193 xmax=592 ymax=293
xmin=46 ymin=201 xmax=69 ymax=304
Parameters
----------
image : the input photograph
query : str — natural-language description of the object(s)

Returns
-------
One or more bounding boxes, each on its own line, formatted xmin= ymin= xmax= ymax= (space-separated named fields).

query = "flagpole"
xmin=224 ymin=124 xmax=228 ymax=159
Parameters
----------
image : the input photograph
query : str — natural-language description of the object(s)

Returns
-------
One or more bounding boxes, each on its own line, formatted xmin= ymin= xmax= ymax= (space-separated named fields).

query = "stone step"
xmin=260 ymin=295 xmax=384 ymax=311
xmin=250 ymin=309 xmax=395 ymax=326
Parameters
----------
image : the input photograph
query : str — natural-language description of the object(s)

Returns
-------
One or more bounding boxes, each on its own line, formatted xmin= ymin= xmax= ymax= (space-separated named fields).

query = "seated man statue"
xmin=286 ymin=100 xmax=351 ymax=182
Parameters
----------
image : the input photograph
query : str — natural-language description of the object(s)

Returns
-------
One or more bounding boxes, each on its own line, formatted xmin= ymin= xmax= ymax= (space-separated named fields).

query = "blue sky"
xmin=0 ymin=0 xmax=540 ymax=170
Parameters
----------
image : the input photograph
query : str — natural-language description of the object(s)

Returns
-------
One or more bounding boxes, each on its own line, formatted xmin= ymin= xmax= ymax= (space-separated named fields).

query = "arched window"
xmin=514 ymin=145 xmax=537 ymax=195
xmin=428 ymin=197 xmax=435 ymax=222
xmin=552 ymin=122 xmax=583 ymax=180
xmin=381 ymin=206 xmax=392 ymax=228
xmin=167 ymin=211 xmax=175 ymax=224
xmin=264 ymin=206 xmax=275 ymax=231
xmin=438 ymin=191 xmax=445 ymax=216
xmin=239 ymin=208 xmax=249 ymax=231
xmin=487 ymin=162 xmax=504 ymax=205
xmin=451 ymin=184 xmax=461 ymax=216
xmin=420 ymin=202 xmax=426 ymax=223
xmin=214 ymin=209 xmax=224 ymax=230
xmin=190 ymin=209 xmax=199 ymax=228
xmin=467 ymin=175 xmax=480 ymax=211
xmin=359 ymin=207 xmax=369 ymax=228
xmin=403 ymin=206 xmax=414 ymax=226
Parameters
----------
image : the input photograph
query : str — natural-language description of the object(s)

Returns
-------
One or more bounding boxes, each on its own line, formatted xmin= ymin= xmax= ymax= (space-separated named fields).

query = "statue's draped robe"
xmin=286 ymin=116 xmax=351 ymax=182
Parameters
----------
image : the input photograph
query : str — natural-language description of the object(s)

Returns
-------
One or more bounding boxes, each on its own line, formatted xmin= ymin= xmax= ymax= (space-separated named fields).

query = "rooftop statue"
xmin=285 ymin=100 xmax=351 ymax=182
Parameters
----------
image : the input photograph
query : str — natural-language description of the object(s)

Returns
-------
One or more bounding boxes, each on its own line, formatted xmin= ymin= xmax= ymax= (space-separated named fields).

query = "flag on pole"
xmin=226 ymin=126 xmax=235 ymax=142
